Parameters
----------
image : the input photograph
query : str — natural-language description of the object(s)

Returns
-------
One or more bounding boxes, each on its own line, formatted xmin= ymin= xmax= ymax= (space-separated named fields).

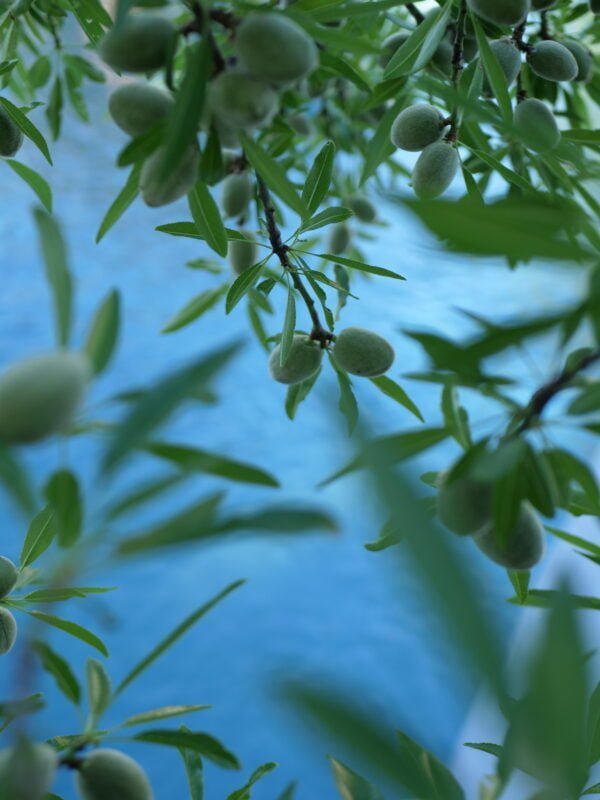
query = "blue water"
xmin=0 ymin=79 xmax=589 ymax=799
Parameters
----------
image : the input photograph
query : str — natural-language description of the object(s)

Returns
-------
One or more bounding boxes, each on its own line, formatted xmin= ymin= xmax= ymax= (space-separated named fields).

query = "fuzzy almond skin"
xmin=0 ymin=556 xmax=18 ymax=599
xmin=140 ymin=145 xmax=199 ymax=208
xmin=437 ymin=472 xmax=492 ymax=536
xmin=236 ymin=13 xmax=318 ymax=86
xmin=229 ymin=233 xmax=258 ymax=275
xmin=327 ymin=223 xmax=351 ymax=255
xmin=0 ymin=607 xmax=17 ymax=655
xmin=527 ymin=40 xmax=578 ymax=82
xmin=431 ymin=38 xmax=453 ymax=77
xmin=562 ymin=40 xmax=593 ymax=82
xmin=0 ymin=741 xmax=57 ymax=799
xmin=346 ymin=195 xmax=376 ymax=223
xmin=76 ymin=750 xmax=153 ymax=800
xmin=484 ymin=39 xmax=522 ymax=89
xmin=467 ymin=0 xmax=530 ymax=26
xmin=208 ymin=70 xmax=278 ymax=131
xmin=475 ymin=502 xmax=545 ymax=571
xmin=99 ymin=16 xmax=175 ymax=74
xmin=412 ymin=141 xmax=459 ymax=200
xmin=391 ymin=104 xmax=445 ymax=152
xmin=380 ymin=32 xmax=409 ymax=67
xmin=333 ymin=327 xmax=395 ymax=378
xmin=514 ymin=98 xmax=561 ymax=153
xmin=0 ymin=352 xmax=90 ymax=444
xmin=0 ymin=106 xmax=23 ymax=157
xmin=221 ymin=173 xmax=253 ymax=218
xmin=269 ymin=335 xmax=322 ymax=385
xmin=108 ymin=83 xmax=173 ymax=137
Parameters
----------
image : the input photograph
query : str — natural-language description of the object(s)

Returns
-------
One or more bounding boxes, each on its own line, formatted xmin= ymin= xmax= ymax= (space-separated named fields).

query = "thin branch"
xmin=446 ymin=0 xmax=467 ymax=141
xmin=406 ymin=2 xmax=424 ymax=24
xmin=513 ymin=349 xmax=600 ymax=434
xmin=512 ymin=17 xmax=533 ymax=54
xmin=256 ymin=176 xmax=333 ymax=347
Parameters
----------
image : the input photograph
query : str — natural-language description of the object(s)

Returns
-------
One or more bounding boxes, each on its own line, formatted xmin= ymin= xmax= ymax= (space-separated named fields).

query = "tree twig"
xmin=446 ymin=0 xmax=467 ymax=141
xmin=256 ymin=177 xmax=333 ymax=347
xmin=406 ymin=2 xmax=424 ymax=24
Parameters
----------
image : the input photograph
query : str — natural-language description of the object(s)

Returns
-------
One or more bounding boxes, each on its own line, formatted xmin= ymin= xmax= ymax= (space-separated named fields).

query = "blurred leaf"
xmin=20 ymin=506 xmax=57 ymax=568
xmin=441 ymin=385 xmax=471 ymax=450
xmin=121 ymin=705 xmax=209 ymax=728
xmin=162 ymin=285 xmax=227 ymax=334
xmin=188 ymin=181 xmax=228 ymax=258
xmin=115 ymin=580 xmax=244 ymax=695
xmin=0 ymin=98 xmax=52 ymax=163
xmin=298 ymin=207 xmax=352 ymax=235
xmin=33 ymin=208 xmax=72 ymax=347
xmin=96 ymin=164 xmax=141 ymax=243
xmin=107 ymin=474 xmax=188 ymax=521
xmin=66 ymin=0 xmax=111 ymax=42
xmin=26 ymin=611 xmax=108 ymax=656
xmin=313 ymin=252 xmax=404 ymax=280
xmin=280 ymin=289 xmax=297 ymax=367
xmin=568 ymin=384 xmax=600 ymax=416
xmin=508 ymin=571 xmax=530 ymax=605
xmin=44 ymin=469 xmax=82 ymax=547
xmin=471 ymin=16 xmax=512 ymax=121
xmin=226 ymin=762 xmax=278 ymax=800
xmin=0 ymin=695 xmax=44 ymax=733
xmin=369 ymin=376 xmax=423 ymax=422
xmin=508 ymin=591 xmax=600 ymax=611
xmin=32 ymin=641 xmax=80 ymax=705
xmin=331 ymin=360 xmax=358 ymax=435
xmin=329 ymin=757 xmax=384 ymax=800
xmin=179 ymin=726 xmax=204 ymax=800
xmin=84 ymin=289 xmax=121 ymax=375
xmin=0 ymin=444 xmax=35 ymax=515
xmin=103 ymin=342 xmax=241 ymax=471
xmin=285 ymin=369 xmax=321 ymax=420
xmin=133 ymin=729 xmax=240 ymax=769
xmin=214 ymin=506 xmax=337 ymax=535
xmin=277 ymin=784 xmax=297 ymax=800
xmin=226 ymin=262 xmax=266 ymax=314
xmin=86 ymin=658 xmax=112 ymax=727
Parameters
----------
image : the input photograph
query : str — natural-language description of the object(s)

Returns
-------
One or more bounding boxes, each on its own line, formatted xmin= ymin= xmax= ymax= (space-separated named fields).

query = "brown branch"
xmin=256 ymin=176 xmax=333 ymax=347
xmin=513 ymin=348 xmax=600 ymax=434
xmin=446 ymin=0 xmax=467 ymax=141
xmin=512 ymin=17 xmax=533 ymax=54
xmin=180 ymin=2 xmax=227 ymax=73
xmin=406 ymin=2 xmax=424 ymax=23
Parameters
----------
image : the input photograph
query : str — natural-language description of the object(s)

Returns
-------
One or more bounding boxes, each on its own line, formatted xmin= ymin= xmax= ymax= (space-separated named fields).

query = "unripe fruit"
xmin=391 ymin=104 xmax=446 ymax=152
xmin=463 ymin=36 xmax=478 ymax=62
xmin=208 ymin=70 xmax=278 ymax=131
xmin=229 ymin=233 xmax=258 ymax=274
xmin=0 ymin=556 xmax=18 ymax=598
xmin=527 ymin=41 xmax=579 ymax=82
xmin=0 ymin=607 xmax=17 ymax=655
xmin=108 ymin=83 xmax=173 ymax=137
xmin=412 ymin=141 xmax=459 ymax=200
xmin=328 ymin=223 xmax=351 ymax=255
xmin=99 ymin=15 xmax=175 ymax=74
xmin=236 ymin=13 xmax=318 ymax=86
xmin=0 ymin=352 xmax=90 ymax=444
xmin=432 ymin=39 xmax=453 ymax=76
xmin=0 ymin=741 xmax=57 ymax=799
xmin=346 ymin=195 xmax=376 ymax=223
xmin=514 ymin=98 xmax=560 ymax=153
xmin=467 ymin=0 xmax=530 ymax=26
xmin=140 ymin=145 xmax=199 ymax=208
xmin=269 ymin=335 xmax=322 ymax=385
xmin=485 ymin=39 xmax=522 ymax=89
xmin=332 ymin=327 xmax=395 ymax=378
xmin=475 ymin=502 xmax=545 ymax=571
xmin=0 ymin=106 xmax=23 ymax=157
xmin=380 ymin=32 xmax=408 ymax=67
xmin=75 ymin=749 xmax=153 ymax=800
xmin=562 ymin=40 xmax=593 ymax=82
xmin=221 ymin=173 xmax=253 ymax=218
xmin=289 ymin=113 xmax=312 ymax=135
xmin=437 ymin=472 xmax=492 ymax=536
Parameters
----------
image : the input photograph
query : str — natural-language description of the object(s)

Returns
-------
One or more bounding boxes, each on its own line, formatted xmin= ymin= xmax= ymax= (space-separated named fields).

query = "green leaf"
xmin=26 ymin=611 xmax=108 ymax=656
xmin=107 ymin=474 xmax=188 ymax=521
xmin=188 ymin=181 xmax=228 ymax=257
xmin=102 ymin=342 xmax=241 ymax=472
xmin=84 ymin=289 xmax=121 ymax=375
xmin=301 ymin=141 xmax=335 ymax=216
xmin=329 ymin=757 xmax=384 ymax=800
xmin=568 ymin=384 xmax=600 ymax=415
xmin=320 ymin=427 xmax=449 ymax=487
xmin=280 ymin=289 xmax=297 ymax=367
xmin=384 ymin=2 xmax=451 ymax=78
xmin=0 ymin=97 xmax=52 ymax=164
xmin=32 ymin=641 xmax=80 ymax=705
xmin=44 ymin=469 xmax=82 ymax=547
xmin=45 ymin=77 xmax=63 ymax=141
xmin=471 ymin=15 xmax=512 ymax=121
xmin=20 ymin=506 xmax=57 ymax=567
xmin=312 ymin=252 xmax=404 ymax=280
xmin=178 ymin=727 xmax=204 ymax=800
xmin=66 ymin=0 xmax=111 ymax=43
xmin=121 ymin=705 xmax=209 ymax=728
xmin=545 ymin=525 xmax=600 ymax=557
xmin=215 ymin=506 xmax=337 ymax=536
xmin=298 ymin=206 xmax=352 ymax=234
xmin=441 ymin=384 xmax=471 ymax=450
xmin=96 ymin=164 xmax=141 ymax=243
xmin=467 ymin=148 xmax=531 ymax=193
xmin=144 ymin=441 xmax=279 ymax=487
xmin=360 ymin=96 xmax=406 ymax=184
xmin=133 ymin=729 xmax=240 ymax=769
xmin=369 ymin=376 xmax=423 ymax=422
xmin=507 ymin=590 xmax=600 ymax=610
xmin=115 ymin=580 xmax=244 ymax=695
xmin=23 ymin=587 xmax=115 ymax=602
xmin=155 ymin=40 xmax=209 ymax=184
xmin=33 ymin=208 xmax=72 ymax=347
xmin=226 ymin=763 xmax=278 ymax=800
xmin=285 ymin=368 xmax=321 ymax=420
xmin=5 ymin=160 xmax=52 ymax=212
xmin=508 ymin=570 xmax=530 ymax=605
xmin=162 ymin=285 xmax=227 ymax=334
xmin=225 ymin=262 xmax=265 ymax=314
xmin=331 ymin=360 xmax=358 ymax=435
xmin=239 ymin=133 xmax=306 ymax=217
xmin=86 ymin=658 xmax=112 ymax=727
xmin=277 ymin=784 xmax=297 ymax=800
